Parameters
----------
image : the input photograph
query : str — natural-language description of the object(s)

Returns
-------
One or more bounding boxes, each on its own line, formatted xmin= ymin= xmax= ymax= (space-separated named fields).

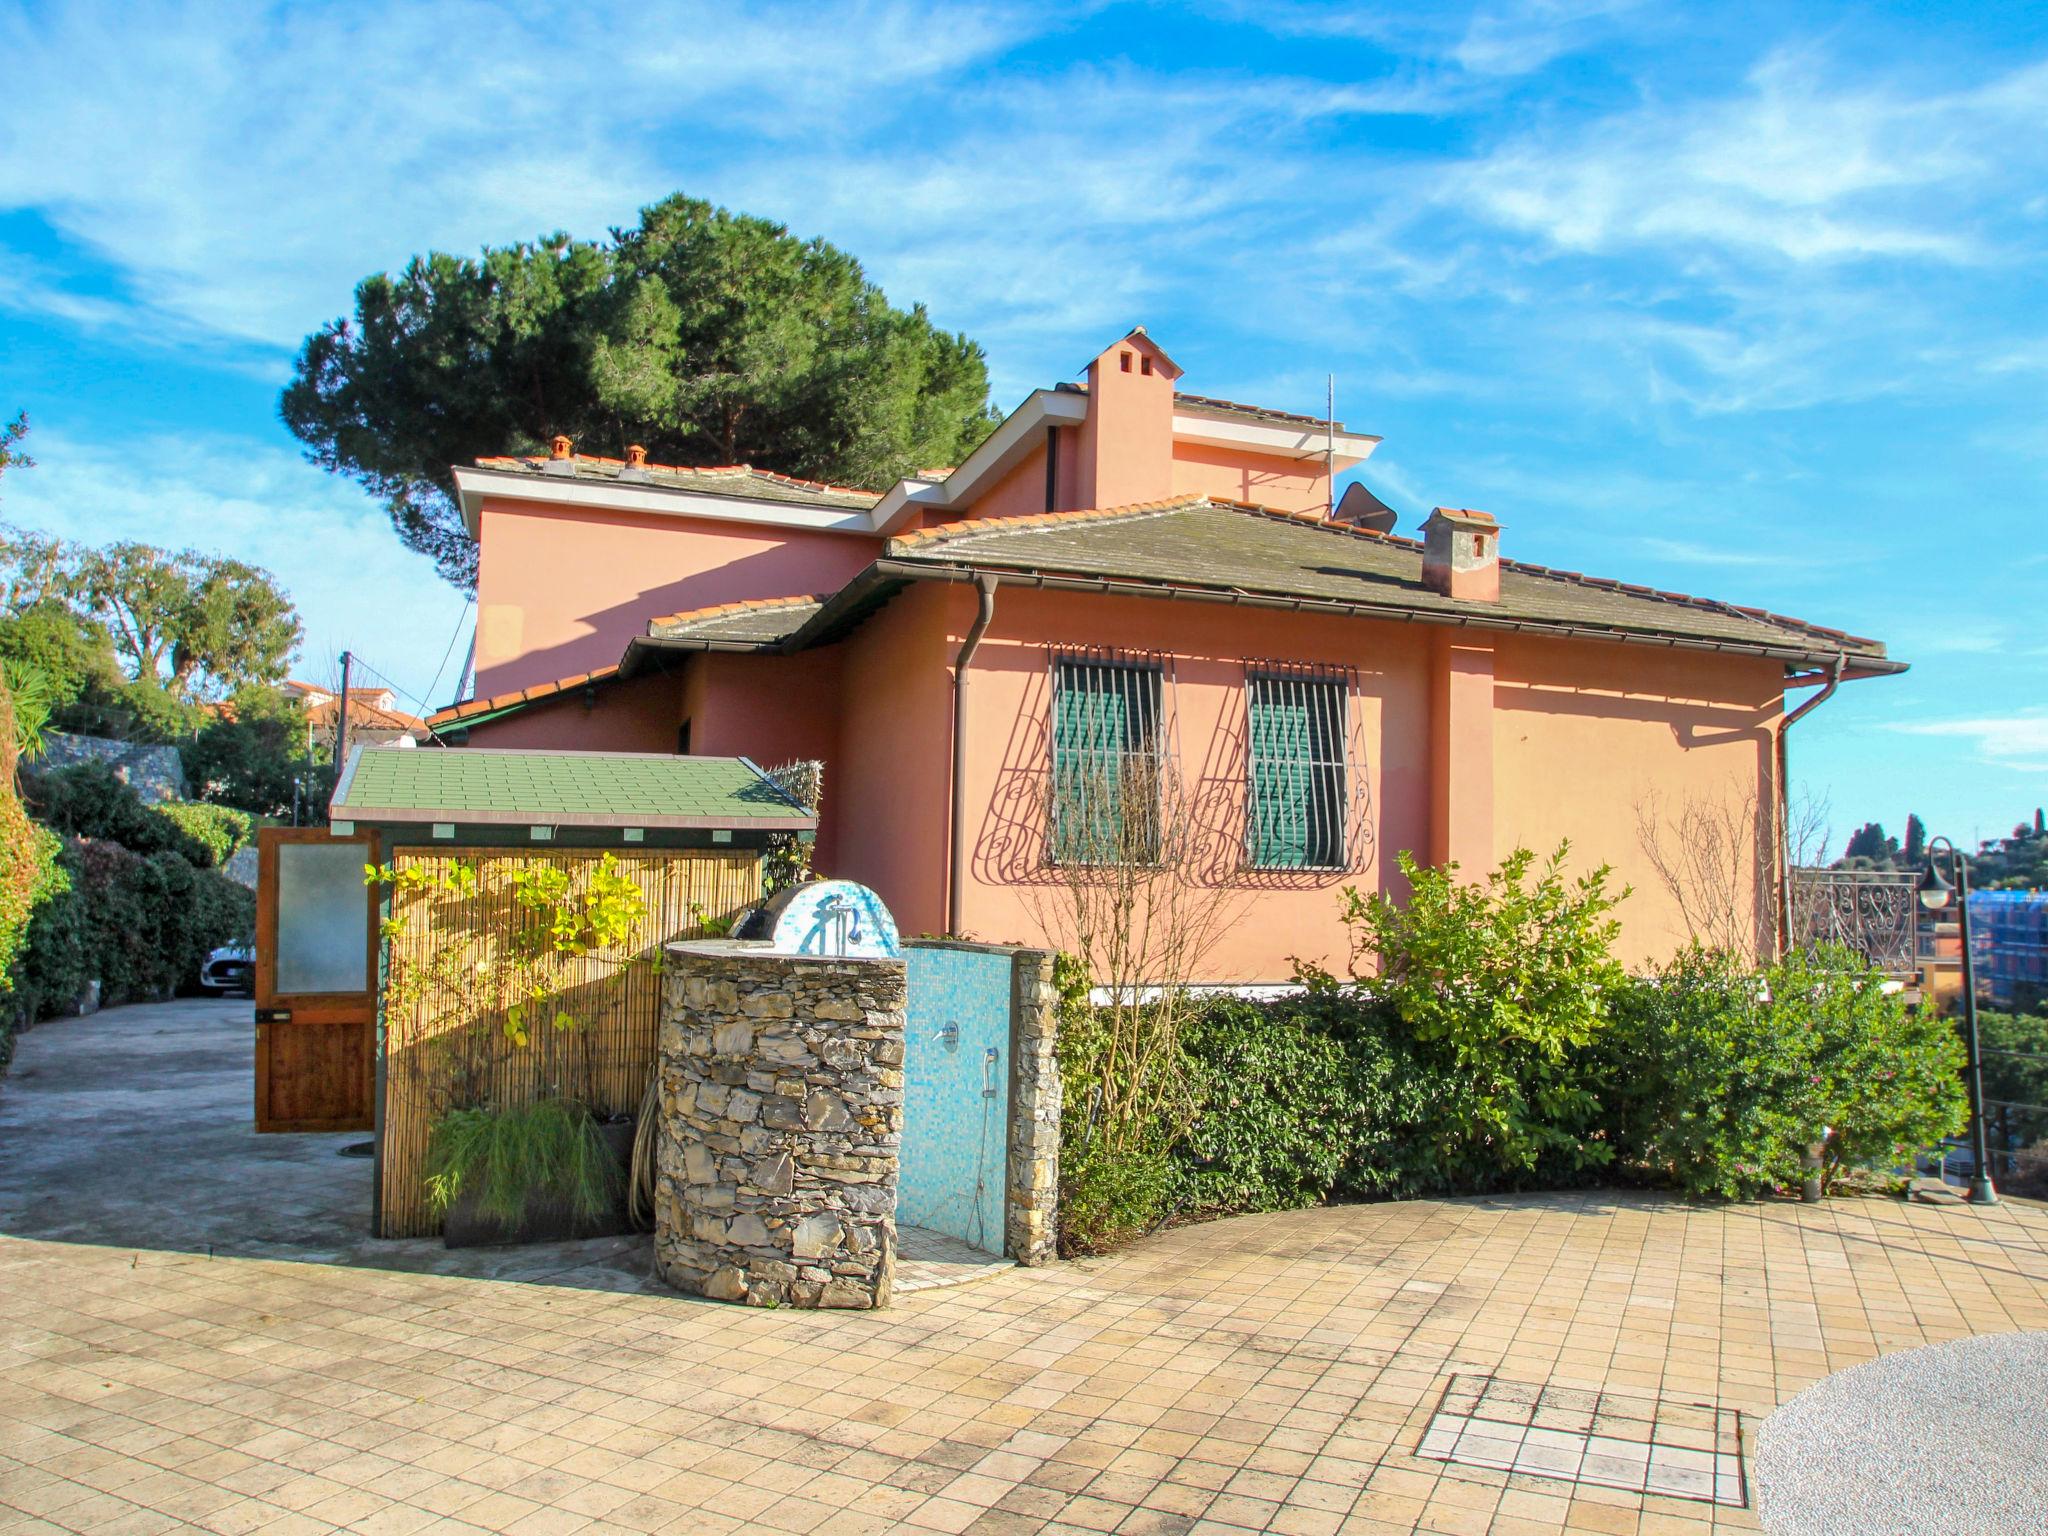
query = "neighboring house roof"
xmin=471 ymin=454 xmax=879 ymax=509
xmin=306 ymin=696 xmax=425 ymax=732
xmin=331 ymin=745 xmax=814 ymax=831
xmin=859 ymin=497 xmax=1896 ymax=669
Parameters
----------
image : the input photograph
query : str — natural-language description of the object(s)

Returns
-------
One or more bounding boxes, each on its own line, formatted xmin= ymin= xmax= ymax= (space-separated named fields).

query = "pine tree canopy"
xmin=281 ymin=195 xmax=1000 ymax=590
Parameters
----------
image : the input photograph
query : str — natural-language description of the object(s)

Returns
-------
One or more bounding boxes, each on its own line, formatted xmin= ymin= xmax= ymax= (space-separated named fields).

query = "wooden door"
xmin=254 ymin=826 xmax=379 ymax=1132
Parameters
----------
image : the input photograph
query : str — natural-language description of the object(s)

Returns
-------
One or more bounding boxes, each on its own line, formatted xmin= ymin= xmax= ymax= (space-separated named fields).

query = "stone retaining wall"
xmin=655 ymin=942 xmax=905 ymax=1309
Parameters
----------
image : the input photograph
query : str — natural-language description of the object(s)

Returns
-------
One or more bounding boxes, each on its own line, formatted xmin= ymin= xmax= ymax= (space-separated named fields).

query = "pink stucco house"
xmin=428 ymin=329 xmax=1901 ymax=980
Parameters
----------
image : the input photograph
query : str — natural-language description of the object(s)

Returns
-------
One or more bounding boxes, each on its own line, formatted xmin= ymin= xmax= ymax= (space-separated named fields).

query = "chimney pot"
xmin=550 ymin=434 xmax=572 ymax=459
xmin=1421 ymin=507 xmax=1501 ymax=601
xmin=544 ymin=434 xmax=576 ymax=476
xmin=626 ymin=444 xmax=647 ymax=467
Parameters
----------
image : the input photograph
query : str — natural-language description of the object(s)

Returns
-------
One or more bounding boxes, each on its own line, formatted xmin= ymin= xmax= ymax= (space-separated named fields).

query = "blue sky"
xmin=0 ymin=0 xmax=2042 ymax=851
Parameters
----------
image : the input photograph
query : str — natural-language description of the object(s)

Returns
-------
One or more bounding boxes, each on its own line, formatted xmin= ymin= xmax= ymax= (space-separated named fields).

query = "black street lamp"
xmin=1918 ymin=837 xmax=1997 ymax=1204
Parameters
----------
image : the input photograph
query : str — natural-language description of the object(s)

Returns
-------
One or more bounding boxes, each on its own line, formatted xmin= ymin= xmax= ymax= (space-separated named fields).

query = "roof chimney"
xmin=1421 ymin=508 xmax=1500 ymax=601
xmin=545 ymin=434 xmax=575 ymax=476
xmin=619 ymin=443 xmax=649 ymax=481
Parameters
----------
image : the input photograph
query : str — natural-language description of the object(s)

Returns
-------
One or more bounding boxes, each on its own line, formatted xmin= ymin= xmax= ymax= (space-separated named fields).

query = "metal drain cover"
xmin=1418 ymin=1373 xmax=1745 ymax=1506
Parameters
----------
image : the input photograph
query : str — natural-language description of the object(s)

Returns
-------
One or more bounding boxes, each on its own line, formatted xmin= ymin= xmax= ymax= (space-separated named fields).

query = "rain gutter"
xmin=948 ymin=574 xmax=1000 ymax=936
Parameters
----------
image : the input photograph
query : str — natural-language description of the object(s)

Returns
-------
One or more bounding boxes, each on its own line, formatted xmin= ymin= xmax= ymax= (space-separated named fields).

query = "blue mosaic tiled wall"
xmin=900 ymin=946 xmax=1013 ymax=1255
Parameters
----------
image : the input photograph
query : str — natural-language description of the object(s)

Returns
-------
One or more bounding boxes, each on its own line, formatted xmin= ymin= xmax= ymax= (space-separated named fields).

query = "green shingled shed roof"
xmin=331 ymin=746 xmax=815 ymax=831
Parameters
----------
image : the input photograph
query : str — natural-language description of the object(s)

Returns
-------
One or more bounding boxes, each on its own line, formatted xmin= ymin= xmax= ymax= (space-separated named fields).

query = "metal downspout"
xmin=1776 ymin=654 xmax=1845 ymax=955
xmin=949 ymin=574 xmax=1000 ymax=935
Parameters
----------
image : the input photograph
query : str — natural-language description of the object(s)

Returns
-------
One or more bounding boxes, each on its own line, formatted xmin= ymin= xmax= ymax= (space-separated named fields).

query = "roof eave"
xmin=450 ymin=463 xmax=881 ymax=539
xmin=860 ymin=554 xmax=1901 ymax=675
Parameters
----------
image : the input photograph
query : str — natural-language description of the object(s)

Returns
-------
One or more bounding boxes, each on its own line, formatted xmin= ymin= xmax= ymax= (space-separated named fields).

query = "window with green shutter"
xmin=1246 ymin=672 xmax=1347 ymax=869
xmin=1050 ymin=658 xmax=1162 ymax=864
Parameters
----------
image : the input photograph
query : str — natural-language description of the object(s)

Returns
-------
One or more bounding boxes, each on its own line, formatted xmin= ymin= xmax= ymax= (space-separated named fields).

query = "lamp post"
xmin=1918 ymin=837 xmax=1997 ymax=1204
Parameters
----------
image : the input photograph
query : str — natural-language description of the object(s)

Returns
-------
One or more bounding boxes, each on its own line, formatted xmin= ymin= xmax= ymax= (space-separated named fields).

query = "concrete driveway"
xmin=1 ymin=1000 xmax=2046 ymax=1535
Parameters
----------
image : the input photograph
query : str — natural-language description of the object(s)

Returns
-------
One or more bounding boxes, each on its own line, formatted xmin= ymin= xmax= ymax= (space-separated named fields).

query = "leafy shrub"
xmin=1169 ymin=998 xmax=1362 ymax=1216
xmin=1596 ymin=949 xmax=1798 ymax=1199
xmin=1977 ymin=1008 xmax=2048 ymax=1116
xmin=1053 ymin=954 xmax=1179 ymax=1254
xmin=152 ymin=801 xmax=254 ymax=868
xmin=1771 ymin=945 xmax=1966 ymax=1186
xmin=1309 ymin=843 xmax=1628 ymax=1187
xmin=11 ymin=837 xmax=252 ymax=1016
xmin=423 ymin=1099 xmax=620 ymax=1223
xmin=1598 ymin=944 xmax=1967 ymax=1197
xmin=24 ymin=762 xmax=210 ymax=863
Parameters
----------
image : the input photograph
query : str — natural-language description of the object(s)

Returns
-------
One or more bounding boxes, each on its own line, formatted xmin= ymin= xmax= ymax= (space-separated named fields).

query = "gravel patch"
xmin=1756 ymin=1330 xmax=2048 ymax=1535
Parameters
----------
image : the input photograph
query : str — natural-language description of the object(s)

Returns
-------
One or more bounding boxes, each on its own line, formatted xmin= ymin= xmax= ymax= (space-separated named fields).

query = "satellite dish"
xmin=1333 ymin=481 xmax=1400 ymax=533
xmin=735 ymin=880 xmax=901 ymax=959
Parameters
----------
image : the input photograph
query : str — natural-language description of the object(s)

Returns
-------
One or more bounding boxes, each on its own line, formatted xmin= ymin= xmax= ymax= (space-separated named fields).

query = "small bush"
xmin=1313 ymin=843 xmax=1628 ymax=1187
xmin=1598 ymin=944 xmax=1967 ymax=1197
xmin=423 ymin=1100 xmax=620 ymax=1223
xmin=151 ymin=801 xmax=254 ymax=869
xmin=1597 ymin=949 xmax=1799 ymax=1199
xmin=24 ymin=762 xmax=209 ymax=863
xmin=1053 ymin=953 xmax=1179 ymax=1254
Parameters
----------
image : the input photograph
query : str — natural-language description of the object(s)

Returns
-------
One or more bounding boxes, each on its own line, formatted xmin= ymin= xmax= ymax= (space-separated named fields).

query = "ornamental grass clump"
xmin=421 ymin=1099 xmax=620 ymax=1224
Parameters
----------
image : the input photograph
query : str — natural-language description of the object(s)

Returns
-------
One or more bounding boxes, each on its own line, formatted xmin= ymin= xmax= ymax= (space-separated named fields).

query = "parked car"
xmin=200 ymin=944 xmax=253 ymax=996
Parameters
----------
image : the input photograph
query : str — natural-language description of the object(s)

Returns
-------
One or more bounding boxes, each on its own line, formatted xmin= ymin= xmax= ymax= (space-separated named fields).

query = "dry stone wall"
xmin=655 ymin=941 xmax=905 ymax=1309
xmin=1005 ymin=949 xmax=1061 ymax=1266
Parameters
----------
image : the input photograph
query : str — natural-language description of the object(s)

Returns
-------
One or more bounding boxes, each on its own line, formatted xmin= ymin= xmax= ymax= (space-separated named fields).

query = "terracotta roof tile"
xmin=472 ymin=453 xmax=879 ymax=508
xmin=426 ymin=666 xmax=619 ymax=728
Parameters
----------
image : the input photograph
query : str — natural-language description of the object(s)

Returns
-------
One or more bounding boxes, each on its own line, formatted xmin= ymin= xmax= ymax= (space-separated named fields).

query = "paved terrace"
xmin=1 ymin=1001 xmax=2045 ymax=1536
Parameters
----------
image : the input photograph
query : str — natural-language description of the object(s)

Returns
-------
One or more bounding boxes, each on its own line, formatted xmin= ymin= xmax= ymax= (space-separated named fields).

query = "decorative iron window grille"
xmin=1048 ymin=650 xmax=1169 ymax=866
xmin=1787 ymin=867 xmax=1919 ymax=974
xmin=1245 ymin=670 xmax=1349 ymax=869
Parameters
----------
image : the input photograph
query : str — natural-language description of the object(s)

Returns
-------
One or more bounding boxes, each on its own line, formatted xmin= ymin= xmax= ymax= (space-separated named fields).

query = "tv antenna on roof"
xmin=1326 ymin=374 xmax=1337 ymax=519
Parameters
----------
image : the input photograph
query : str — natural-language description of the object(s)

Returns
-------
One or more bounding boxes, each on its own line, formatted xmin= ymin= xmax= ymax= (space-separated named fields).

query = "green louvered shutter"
xmin=1051 ymin=660 xmax=1158 ymax=862
xmin=1247 ymin=675 xmax=1346 ymax=868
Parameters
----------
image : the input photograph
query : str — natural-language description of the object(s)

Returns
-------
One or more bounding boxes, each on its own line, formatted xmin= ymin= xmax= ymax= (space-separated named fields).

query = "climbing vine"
xmin=365 ymin=852 xmax=654 ymax=1108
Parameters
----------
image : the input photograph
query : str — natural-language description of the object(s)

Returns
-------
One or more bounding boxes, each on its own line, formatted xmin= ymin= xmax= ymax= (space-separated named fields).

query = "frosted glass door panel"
xmin=275 ymin=842 xmax=369 ymax=994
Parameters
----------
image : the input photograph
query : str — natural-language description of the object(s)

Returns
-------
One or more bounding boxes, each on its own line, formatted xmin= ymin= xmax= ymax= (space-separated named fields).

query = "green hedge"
xmin=1057 ymin=881 xmax=1968 ymax=1254
xmin=6 ymin=761 xmax=255 ymax=1024
xmin=13 ymin=837 xmax=253 ymax=1018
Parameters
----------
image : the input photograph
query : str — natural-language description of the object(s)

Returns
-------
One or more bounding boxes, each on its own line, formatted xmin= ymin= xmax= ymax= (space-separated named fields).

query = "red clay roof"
xmin=645 ymin=594 xmax=825 ymax=632
xmin=474 ymin=452 xmax=878 ymax=503
xmin=305 ymin=697 xmax=426 ymax=732
xmin=426 ymin=666 xmax=619 ymax=728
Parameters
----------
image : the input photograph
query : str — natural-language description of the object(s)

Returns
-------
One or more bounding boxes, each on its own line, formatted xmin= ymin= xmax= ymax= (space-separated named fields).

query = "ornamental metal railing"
xmin=1787 ymin=867 xmax=1920 ymax=973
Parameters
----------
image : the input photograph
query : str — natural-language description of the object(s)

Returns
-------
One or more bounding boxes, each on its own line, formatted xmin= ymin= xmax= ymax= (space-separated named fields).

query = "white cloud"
xmin=1893 ymin=710 xmax=2048 ymax=770
xmin=1636 ymin=537 xmax=1785 ymax=569
xmin=1447 ymin=49 xmax=2046 ymax=265
xmin=0 ymin=0 xmax=1042 ymax=349
xmin=0 ymin=431 xmax=470 ymax=710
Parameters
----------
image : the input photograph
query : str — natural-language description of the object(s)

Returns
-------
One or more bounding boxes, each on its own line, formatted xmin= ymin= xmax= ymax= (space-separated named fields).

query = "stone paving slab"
xmin=1 ymin=1001 xmax=2046 ymax=1535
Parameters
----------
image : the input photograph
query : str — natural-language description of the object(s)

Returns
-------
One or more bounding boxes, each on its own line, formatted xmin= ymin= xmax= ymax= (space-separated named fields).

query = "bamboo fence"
xmin=377 ymin=846 xmax=762 ymax=1237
